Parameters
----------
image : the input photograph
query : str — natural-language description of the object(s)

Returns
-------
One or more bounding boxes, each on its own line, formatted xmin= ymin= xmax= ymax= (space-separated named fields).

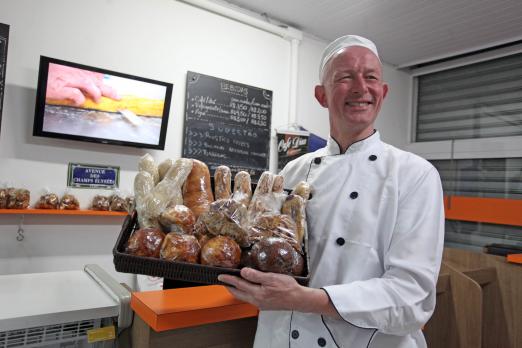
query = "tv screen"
xmin=33 ymin=56 xmax=172 ymax=149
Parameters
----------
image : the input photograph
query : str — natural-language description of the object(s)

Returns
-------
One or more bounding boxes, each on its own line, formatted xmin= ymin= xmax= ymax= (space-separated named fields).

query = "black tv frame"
xmin=33 ymin=56 xmax=173 ymax=150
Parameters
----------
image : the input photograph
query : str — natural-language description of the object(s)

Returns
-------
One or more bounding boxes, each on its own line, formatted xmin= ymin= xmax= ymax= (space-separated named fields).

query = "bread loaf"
xmin=125 ymin=228 xmax=165 ymax=258
xmin=214 ymin=165 xmax=232 ymax=200
xmin=159 ymin=205 xmax=196 ymax=234
xmin=251 ymin=237 xmax=304 ymax=275
xmin=201 ymin=235 xmax=241 ymax=268
xmin=231 ymin=171 xmax=252 ymax=207
xmin=160 ymin=233 xmax=200 ymax=263
xmin=183 ymin=159 xmax=214 ymax=219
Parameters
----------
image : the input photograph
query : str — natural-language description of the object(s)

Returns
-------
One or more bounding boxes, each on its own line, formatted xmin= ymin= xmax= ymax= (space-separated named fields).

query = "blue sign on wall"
xmin=67 ymin=163 xmax=119 ymax=189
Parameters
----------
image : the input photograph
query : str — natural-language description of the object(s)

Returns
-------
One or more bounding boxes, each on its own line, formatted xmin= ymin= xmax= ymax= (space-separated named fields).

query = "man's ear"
xmin=382 ymin=83 xmax=389 ymax=99
xmin=314 ymin=85 xmax=328 ymax=108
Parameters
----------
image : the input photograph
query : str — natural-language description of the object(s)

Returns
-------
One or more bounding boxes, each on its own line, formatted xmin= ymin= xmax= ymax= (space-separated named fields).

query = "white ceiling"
xmin=221 ymin=0 xmax=522 ymax=68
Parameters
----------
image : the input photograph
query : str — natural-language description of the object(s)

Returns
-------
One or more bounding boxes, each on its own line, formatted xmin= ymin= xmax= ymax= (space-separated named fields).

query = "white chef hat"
xmin=319 ymin=34 xmax=380 ymax=82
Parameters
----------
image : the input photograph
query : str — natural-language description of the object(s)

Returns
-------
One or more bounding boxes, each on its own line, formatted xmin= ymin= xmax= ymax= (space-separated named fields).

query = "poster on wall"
xmin=0 ymin=23 xmax=9 ymax=136
xmin=182 ymin=71 xmax=272 ymax=180
xmin=277 ymin=130 xmax=309 ymax=172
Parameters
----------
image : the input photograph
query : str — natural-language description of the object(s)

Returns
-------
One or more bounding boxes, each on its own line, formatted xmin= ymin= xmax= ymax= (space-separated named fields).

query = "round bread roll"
xmin=160 ymin=233 xmax=200 ymax=263
xmin=200 ymin=235 xmax=241 ymax=268
xmin=159 ymin=205 xmax=196 ymax=234
xmin=125 ymin=228 xmax=165 ymax=258
xmin=251 ymin=237 xmax=304 ymax=275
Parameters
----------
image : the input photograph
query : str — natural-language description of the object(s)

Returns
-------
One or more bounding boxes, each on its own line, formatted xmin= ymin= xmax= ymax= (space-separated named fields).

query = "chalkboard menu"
xmin=0 ymin=23 xmax=9 ymax=136
xmin=182 ymin=71 xmax=272 ymax=180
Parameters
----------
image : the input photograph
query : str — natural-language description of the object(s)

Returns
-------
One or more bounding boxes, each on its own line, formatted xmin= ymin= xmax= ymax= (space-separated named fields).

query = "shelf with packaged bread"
xmin=0 ymin=208 xmax=128 ymax=216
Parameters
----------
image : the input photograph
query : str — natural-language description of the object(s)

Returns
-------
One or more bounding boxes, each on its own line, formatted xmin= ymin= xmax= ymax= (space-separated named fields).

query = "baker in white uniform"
xmin=219 ymin=35 xmax=445 ymax=348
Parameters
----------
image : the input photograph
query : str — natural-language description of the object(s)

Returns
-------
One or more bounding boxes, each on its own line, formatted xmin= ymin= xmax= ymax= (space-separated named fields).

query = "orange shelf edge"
xmin=131 ymin=285 xmax=259 ymax=332
xmin=444 ymin=196 xmax=522 ymax=227
xmin=507 ymin=254 xmax=522 ymax=265
xmin=0 ymin=208 xmax=127 ymax=216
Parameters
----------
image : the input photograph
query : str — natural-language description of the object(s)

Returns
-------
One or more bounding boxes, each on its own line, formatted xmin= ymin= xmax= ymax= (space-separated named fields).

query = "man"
xmin=219 ymin=35 xmax=445 ymax=347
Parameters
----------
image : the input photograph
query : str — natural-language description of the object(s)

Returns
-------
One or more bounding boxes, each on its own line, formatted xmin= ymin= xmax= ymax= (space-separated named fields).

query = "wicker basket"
xmin=113 ymin=210 xmax=310 ymax=286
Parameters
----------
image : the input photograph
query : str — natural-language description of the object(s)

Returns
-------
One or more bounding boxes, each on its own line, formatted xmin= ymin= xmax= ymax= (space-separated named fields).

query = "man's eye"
xmin=367 ymin=75 xmax=378 ymax=80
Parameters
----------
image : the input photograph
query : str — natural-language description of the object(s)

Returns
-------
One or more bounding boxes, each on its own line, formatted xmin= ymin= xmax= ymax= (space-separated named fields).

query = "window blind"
xmin=416 ymin=53 xmax=522 ymax=141
xmin=431 ymin=158 xmax=522 ymax=249
xmin=430 ymin=158 xmax=522 ymax=199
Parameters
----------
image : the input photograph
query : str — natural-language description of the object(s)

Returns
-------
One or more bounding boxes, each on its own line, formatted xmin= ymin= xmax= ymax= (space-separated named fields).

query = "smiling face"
xmin=315 ymin=46 xmax=388 ymax=148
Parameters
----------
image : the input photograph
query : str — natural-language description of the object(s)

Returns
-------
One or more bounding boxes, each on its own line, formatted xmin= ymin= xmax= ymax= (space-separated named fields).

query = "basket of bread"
xmin=113 ymin=155 xmax=311 ymax=285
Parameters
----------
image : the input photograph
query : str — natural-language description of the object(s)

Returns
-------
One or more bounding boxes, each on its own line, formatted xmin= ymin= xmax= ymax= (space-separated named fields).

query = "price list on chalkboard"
xmin=182 ymin=71 xmax=272 ymax=180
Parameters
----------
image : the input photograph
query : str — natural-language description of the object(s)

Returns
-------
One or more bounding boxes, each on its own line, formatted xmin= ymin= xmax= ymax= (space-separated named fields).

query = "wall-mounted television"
xmin=33 ymin=56 xmax=172 ymax=150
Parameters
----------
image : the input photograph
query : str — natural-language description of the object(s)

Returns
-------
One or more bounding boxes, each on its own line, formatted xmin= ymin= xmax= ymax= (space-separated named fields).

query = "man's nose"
xmin=349 ymin=75 xmax=367 ymax=95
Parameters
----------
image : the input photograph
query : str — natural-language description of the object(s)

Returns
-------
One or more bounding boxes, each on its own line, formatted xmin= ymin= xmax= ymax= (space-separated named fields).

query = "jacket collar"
xmin=326 ymin=130 xmax=380 ymax=155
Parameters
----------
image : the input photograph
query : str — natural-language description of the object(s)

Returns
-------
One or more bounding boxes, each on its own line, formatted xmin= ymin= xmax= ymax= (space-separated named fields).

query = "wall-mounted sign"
xmin=67 ymin=163 xmax=119 ymax=189
xmin=277 ymin=130 xmax=309 ymax=172
xmin=0 ymin=23 xmax=9 ymax=136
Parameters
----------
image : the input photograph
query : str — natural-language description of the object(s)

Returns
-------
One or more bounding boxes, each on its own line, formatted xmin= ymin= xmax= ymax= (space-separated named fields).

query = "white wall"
xmin=0 ymin=0 xmax=412 ymax=284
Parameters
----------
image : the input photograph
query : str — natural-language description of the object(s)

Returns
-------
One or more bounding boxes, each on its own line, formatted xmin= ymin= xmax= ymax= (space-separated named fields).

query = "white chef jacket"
xmin=254 ymin=131 xmax=445 ymax=348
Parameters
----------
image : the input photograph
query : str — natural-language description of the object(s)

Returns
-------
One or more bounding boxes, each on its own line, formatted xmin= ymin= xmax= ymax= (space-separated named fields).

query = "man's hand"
xmin=218 ymin=267 xmax=339 ymax=317
xmin=218 ymin=267 xmax=303 ymax=311
xmin=46 ymin=63 xmax=121 ymax=106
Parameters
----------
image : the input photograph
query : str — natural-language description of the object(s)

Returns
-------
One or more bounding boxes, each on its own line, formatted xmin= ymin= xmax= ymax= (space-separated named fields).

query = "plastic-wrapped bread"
xmin=231 ymin=171 xmax=252 ymax=207
xmin=160 ymin=233 xmax=200 ymax=263
xmin=134 ymin=171 xmax=155 ymax=206
xmin=159 ymin=205 xmax=196 ymax=234
xmin=0 ymin=188 xmax=8 ymax=209
xmin=158 ymin=158 xmax=174 ymax=181
xmin=249 ymin=213 xmax=300 ymax=250
xmin=7 ymin=189 xmax=30 ymax=209
xmin=269 ymin=175 xmax=287 ymax=212
xmin=201 ymin=235 xmax=241 ymax=268
xmin=138 ymin=153 xmax=159 ymax=185
xmin=60 ymin=194 xmax=80 ymax=210
xmin=139 ymin=158 xmax=193 ymax=228
xmin=214 ymin=165 xmax=232 ymax=200
xmin=92 ymin=195 xmax=110 ymax=211
xmin=293 ymin=181 xmax=312 ymax=200
xmin=247 ymin=171 xmax=274 ymax=221
xmin=250 ymin=237 xmax=304 ymax=275
xmin=199 ymin=199 xmax=249 ymax=247
xmin=162 ymin=158 xmax=194 ymax=207
xmin=110 ymin=194 xmax=128 ymax=212
xmin=182 ymin=159 xmax=214 ymax=219
xmin=281 ymin=194 xmax=307 ymax=246
xmin=125 ymin=227 xmax=165 ymax=258
xmin=35 ymin=192 xmax=60 ymax=209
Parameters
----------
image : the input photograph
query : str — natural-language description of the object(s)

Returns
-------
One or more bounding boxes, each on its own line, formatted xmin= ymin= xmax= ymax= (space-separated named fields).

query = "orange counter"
xmin=130 ymin=285 xmax=259 ymax=348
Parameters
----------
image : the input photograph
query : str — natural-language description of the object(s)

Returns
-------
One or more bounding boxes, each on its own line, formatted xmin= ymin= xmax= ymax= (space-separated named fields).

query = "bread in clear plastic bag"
xmin=160 ymin=232 xmax=200 ymax=263
xmin=158 ymin=158 xmax=174 ymax=182
xmin=91 ymin=195 xmax=110 ymax=211
xmin=200 ymin=235 xmax=241 ymax=268
xmin=138 ymin=153 xmax=159 ymax=185
xmin=110 ymin=191 xmax=128 ymax=212
xmin=231 ymin=171 xmax=252 ymax=207
xmin=214 ymin=165 xmax=232 ymax=200
xmin=125 ymin=227 xmax=165 ymax=258
xmin=60 ymin=193 xmax=80 ymax=210
xmin=281 ymin=193 xmax=307 ymax=247
xmin=0 ymin=187 xmax=8 ymax=209
xmin=182 ymin=159 xmax=214 ymax=219
xmin=250 ymin=236 xmax=304 ymax=276
xmin=7 ymin=188 xmax=30 ymax=209
xmin=138 ymin=159 xmax=193 ymax=229
xmin=159 ymin=205 xmax=196 ymax=234
xmin=248 ymin=213 xmax=301 ymax=252
xmin=35 ymin=191 xmax=60 ymax=209
xmin=198 ymin=199 xmax=249 ymax=247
